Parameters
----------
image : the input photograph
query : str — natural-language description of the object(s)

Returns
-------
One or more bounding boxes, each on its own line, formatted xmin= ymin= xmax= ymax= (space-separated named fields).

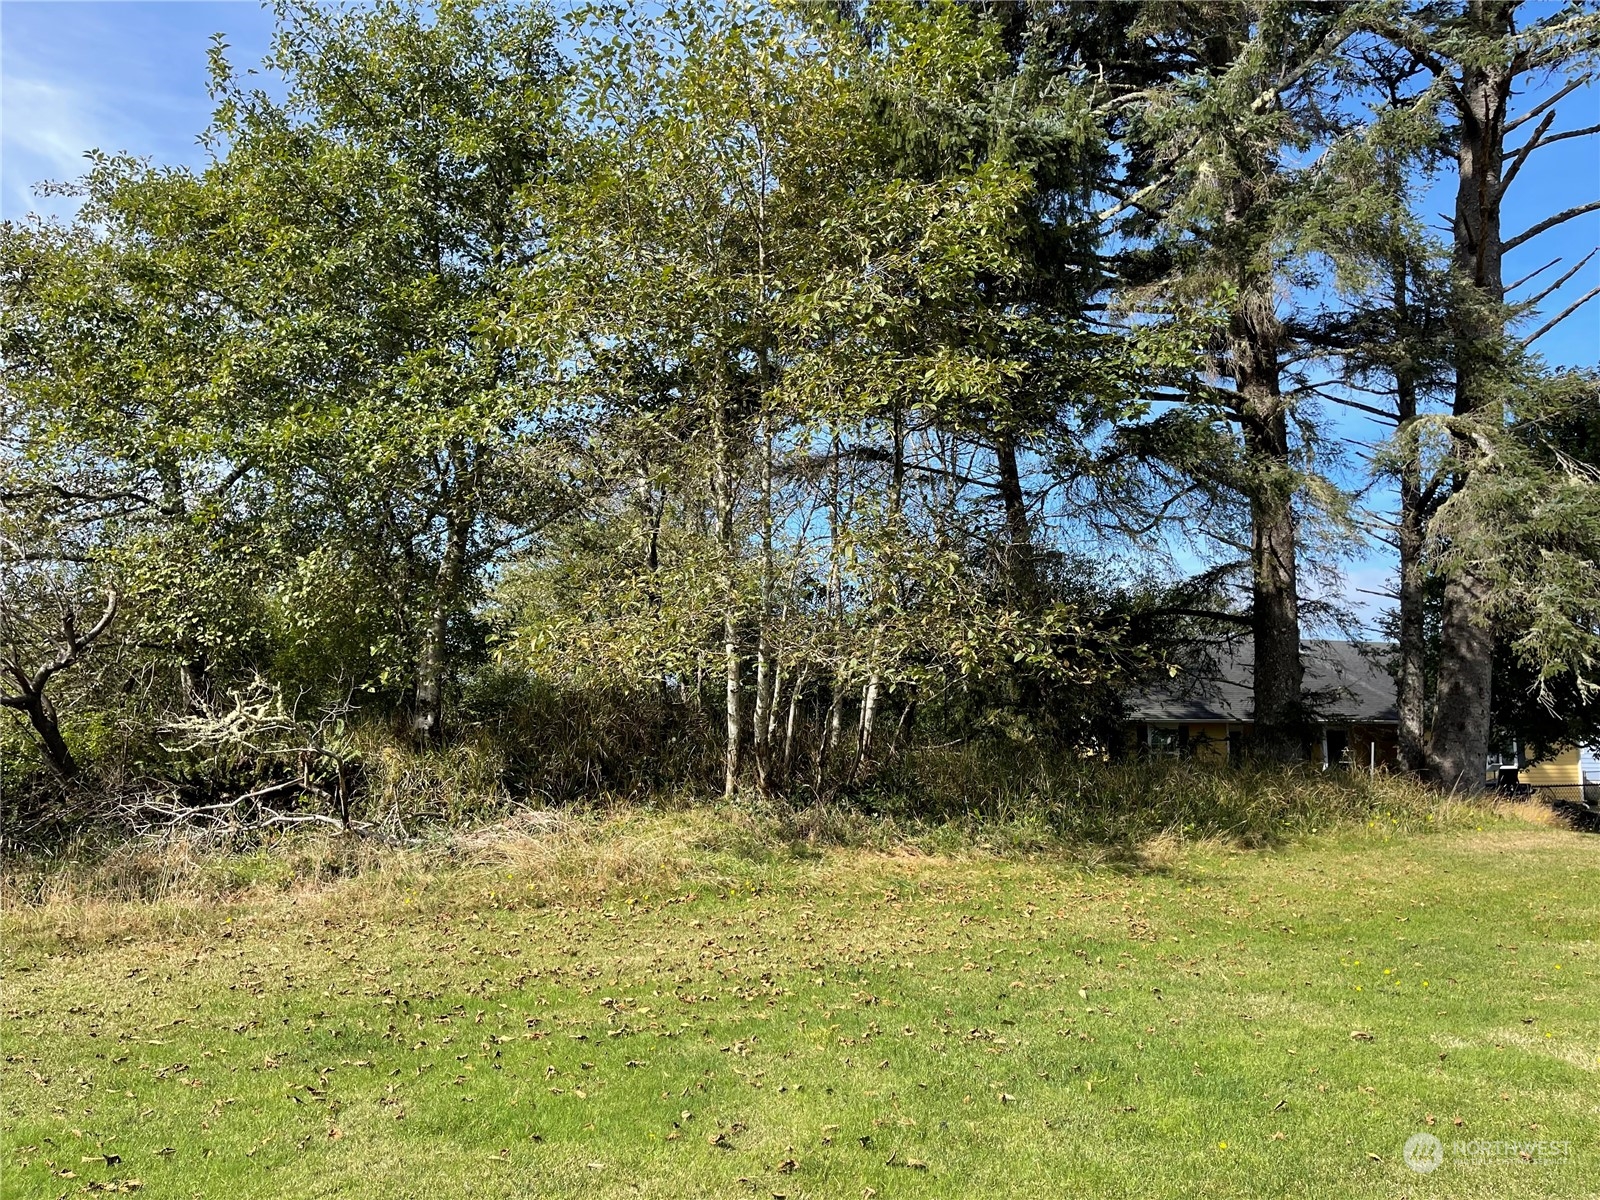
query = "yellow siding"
xmin=1189 ymin=723 xmax=1232 ymax=763
xmin=1520 ymin=745 xmax=1582 ymax=787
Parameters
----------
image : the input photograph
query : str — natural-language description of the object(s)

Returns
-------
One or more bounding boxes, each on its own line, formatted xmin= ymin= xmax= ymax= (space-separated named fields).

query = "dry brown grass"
xmin=1 ymin=773 xmax=1519 ymax=964
xmin=1488 ymin=797 xmax=1570 ymax=827
xmin=1135 ymin=828 xmax=1188 ymax=870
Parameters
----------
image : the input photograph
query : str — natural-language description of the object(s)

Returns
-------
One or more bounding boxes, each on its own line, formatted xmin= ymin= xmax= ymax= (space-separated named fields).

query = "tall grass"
xmin=871 ymin=746 xmax=1449 ymax=847
xmin=3 ymin=750 xmax=1479 ymax=920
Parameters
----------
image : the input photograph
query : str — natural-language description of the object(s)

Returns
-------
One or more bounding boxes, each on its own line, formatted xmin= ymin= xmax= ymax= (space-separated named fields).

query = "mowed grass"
xmin=3 ymin=813 xmax=1597 ymax=1198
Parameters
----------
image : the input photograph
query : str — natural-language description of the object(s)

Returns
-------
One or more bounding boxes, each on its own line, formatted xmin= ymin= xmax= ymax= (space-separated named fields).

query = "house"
xmin=1487 ymin=740 xmax=1600 ymax=803
xmin=1125 ymin=639 xmax=1399 ymax=769
xmin=1127 ymin=639 xmax=1598 ymax=796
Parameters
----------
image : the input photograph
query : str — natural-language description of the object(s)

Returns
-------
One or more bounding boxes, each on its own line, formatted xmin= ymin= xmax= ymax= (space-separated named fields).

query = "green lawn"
xmin=3 ymin=818 xmax=1597 ymax=1198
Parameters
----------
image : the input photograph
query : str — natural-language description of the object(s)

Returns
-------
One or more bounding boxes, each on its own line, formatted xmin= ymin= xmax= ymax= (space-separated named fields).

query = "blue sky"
xmin=3 ymin=1 xmax=1597 ymax=632
xmin=1 ymin=2 xmax=278 ymax=220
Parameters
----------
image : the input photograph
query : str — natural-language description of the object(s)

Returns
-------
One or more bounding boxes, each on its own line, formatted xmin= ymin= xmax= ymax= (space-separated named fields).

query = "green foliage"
xmin=2 ymin=0 xmax=1595 ymax=820
xmin=1438 ymin=370 xmax=1600 ymax=704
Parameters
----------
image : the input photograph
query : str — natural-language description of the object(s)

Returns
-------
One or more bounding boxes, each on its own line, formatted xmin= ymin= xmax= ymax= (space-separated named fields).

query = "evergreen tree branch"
xmin=1523 ymin=248 xmax=1597 ymax=309
xmin=1504 ymin=199 xmax=1600 ymax=252
xmin=1522 ymin=284 xmax=1600 ymax=346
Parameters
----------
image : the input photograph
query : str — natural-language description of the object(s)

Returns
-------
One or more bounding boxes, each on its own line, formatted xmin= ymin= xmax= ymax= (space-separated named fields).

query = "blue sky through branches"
xmin=3 ymin=1 xmax=1596 ymax=635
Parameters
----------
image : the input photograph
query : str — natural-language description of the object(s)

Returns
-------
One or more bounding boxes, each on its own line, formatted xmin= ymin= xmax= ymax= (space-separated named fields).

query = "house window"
xmin=1323 ymin=727 xmax=1350 ymax=770
xmin=1485 ymin=740 xmax=1519 ymax=771
xmin=1486 ymin=739 xmax=1520 ymax=785
xmin=1148 ymin=724 xmax=1182 ymax=759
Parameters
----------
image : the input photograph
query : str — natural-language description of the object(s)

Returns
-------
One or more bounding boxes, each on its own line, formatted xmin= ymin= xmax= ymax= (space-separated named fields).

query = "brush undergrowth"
xmin=3 ymin=759 xmax=1492 ymax=929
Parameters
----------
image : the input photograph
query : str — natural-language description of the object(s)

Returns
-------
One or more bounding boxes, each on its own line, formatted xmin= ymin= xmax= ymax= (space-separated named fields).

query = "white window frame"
xmin=1147 ymin=723 xmax=1182 ymax=760
xmin=1485 ymin=738 xmax=1520 ymax=778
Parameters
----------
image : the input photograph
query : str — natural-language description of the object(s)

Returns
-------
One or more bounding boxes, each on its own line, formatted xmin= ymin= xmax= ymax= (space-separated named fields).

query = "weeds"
xmin=4 ymin=760 xmax=1481 ymax=922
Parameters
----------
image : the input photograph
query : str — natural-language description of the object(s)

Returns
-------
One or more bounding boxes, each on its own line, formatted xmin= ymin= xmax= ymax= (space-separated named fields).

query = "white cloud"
xmin=3 ymin=76 xmax=99 ymax=171
xmin=0 ymin=2 xmax=275 ymax=221
xmin=1 ymin=75 xmax=107 ymax=216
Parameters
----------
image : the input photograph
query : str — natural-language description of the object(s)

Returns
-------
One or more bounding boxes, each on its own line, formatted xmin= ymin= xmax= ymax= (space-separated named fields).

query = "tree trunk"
xmin=21 ymin=692 xmax=78 ymax=781
xmin=713 ymin=404 xmax=742 ymax=798
xmin=413 ymin=507 xmax=467 ymax=743
xmin=1430 ymin=0 xmax=1512 ymax=792
xmin=1233 ymin=279 xmax=1303 ymax=763
xmin=817 ymin=439 xmax=844 ymax=787
xmin=853 ymin=676 xmax=880 ymax=781
xmin=1 ymin=591 xmax=116 ymax=781
xmin=889 ymin=693 xmax=917 ymax=758
xmin=752 ymin=656 xmax=772 ymax=790
xmin=756 ymin=658 xmax=780 ymax=791
xmin=818 ymin=684 xmax=843 ymax=786
xmin=751 ymin=420 xmax=774 ymax=790
xmin=854 ymin=409 xmax=903 ymax=778
xmin=994 ymin=433 xmax=1037 ymax=603
xmin=1431 ymin=572 xmax=1495 ymax=789
xmin=1394 ymin=370 xmax=1429 ymax=776
xmin=723 ymin=605 xmax=742 ymax=798
xmin=178 ymin=651 xmax=211 ymax=715
xmin=781 ymin=667 xmax=806 ymax=777
xmin=1249 ymin=481 xmax=1303 ymax=762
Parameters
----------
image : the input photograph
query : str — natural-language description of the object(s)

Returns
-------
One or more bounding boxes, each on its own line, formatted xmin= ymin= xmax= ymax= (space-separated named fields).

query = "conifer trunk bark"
xmin=994 ymin=434 xmax=1036 ymax=603
xmin=1395 ymin=361 xmax=1429 ymax=775
xmin=1430 ymin=0 xmax=1512 ymax=792
xmin=1232 ymin=280 xmax=1303 ymax=763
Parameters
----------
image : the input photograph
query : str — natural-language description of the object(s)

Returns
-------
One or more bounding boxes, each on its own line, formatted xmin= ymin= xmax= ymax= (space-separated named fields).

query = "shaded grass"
xmin=3 ymin=800 xmax=1597 ymax=1198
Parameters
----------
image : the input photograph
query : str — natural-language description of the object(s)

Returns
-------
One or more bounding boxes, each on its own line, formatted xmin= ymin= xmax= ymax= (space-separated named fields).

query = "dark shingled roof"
xmin=1127 ymin=639 xmax=1399 ymax=725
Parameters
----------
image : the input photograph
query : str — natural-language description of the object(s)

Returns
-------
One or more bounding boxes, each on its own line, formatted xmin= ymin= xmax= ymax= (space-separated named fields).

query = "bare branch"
xmin=1525 ymin=121 xmax=1600 ymax=152
xmin=1506 ymin=255 xmax=1563 ymax=293
xmin=1098 ymin=176 xmax=1169 ymax=224
xmin=213 ymin=461 xmax=253 ymax=497
xmin=1504 ymin=78 xmax=1584 ymax=134
xmin=1522 ymin=284 xmax=1600 ymax=346
xmin=1503 ymin=118 xmax=1600 ymax=195
xmin=3 ymin=551 xmax=97 ymax=565
xmin=12 ymin=590 xmax=120 ymax=698
xmin=1321 ymin=393 xmax=1401 ymax=425
xmin=1504 ymin=199 xmax=1600 ymax=252
xmin=1157 ymin=607 xmax=1254 ymax=628
xmin=0 ymin=484 xmax=155 ymax=508
xmin=1498 ymin=109 xmax=1556 ymax=192
xmin=1524 ymin=248 xmax=1597 ymax=309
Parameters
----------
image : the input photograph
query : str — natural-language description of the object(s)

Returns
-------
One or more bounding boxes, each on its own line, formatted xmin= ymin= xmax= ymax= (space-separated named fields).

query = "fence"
xmin=1544 ymin=782 xmax=1598 ymax=806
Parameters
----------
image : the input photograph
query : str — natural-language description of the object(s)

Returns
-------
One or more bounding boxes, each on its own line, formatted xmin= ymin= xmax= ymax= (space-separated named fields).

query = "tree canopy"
xmin=2 ymin=0 xmax=1596 ymax=829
